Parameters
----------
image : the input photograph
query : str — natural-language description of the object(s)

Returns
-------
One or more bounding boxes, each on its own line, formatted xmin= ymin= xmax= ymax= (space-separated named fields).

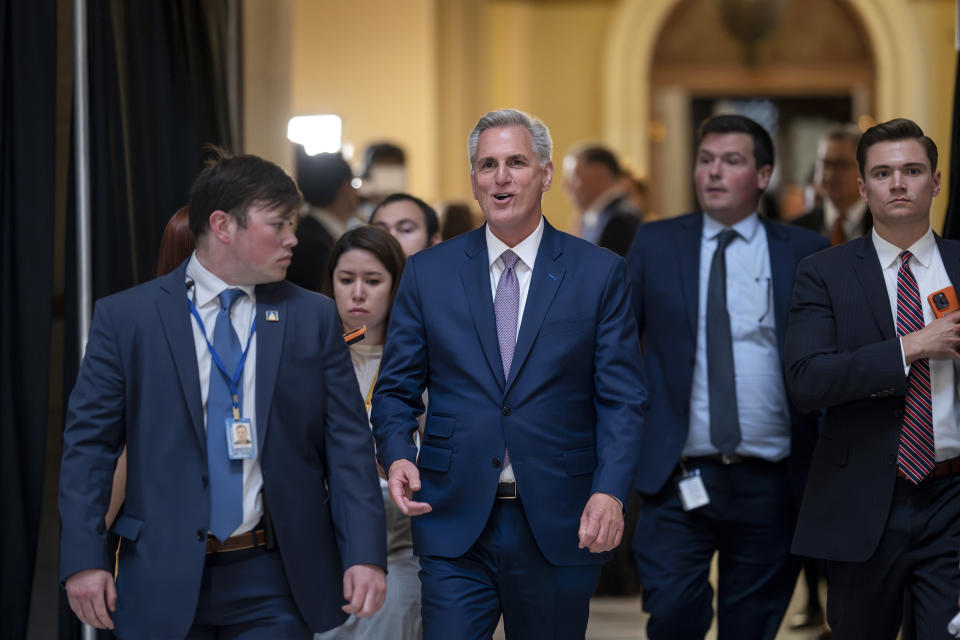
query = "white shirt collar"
xmin=186 ymin=252 xmax=256 ymax=308
xmin=486 ymin=216 xmax=545 ymax=271
xmin=872 ymin=227 xmax=936 ymax=271
xmin=702 ymin=211 xmax=761 ymax=243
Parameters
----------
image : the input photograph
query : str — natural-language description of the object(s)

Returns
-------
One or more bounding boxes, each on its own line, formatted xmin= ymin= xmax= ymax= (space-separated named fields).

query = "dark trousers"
xmin=419 ymin=499 xmax=602 ymax=640
xmin=633 ymin=458 xmax=800 ymax=640
xmin=184 ymin=546 xmax=312 ymax=639
xmin=826 ymin=473 xmax=960 ymax=640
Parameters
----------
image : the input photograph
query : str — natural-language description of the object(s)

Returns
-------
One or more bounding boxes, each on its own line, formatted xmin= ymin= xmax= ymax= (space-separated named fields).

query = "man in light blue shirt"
xmin=626 ymin=114 xmax=828 ymax=639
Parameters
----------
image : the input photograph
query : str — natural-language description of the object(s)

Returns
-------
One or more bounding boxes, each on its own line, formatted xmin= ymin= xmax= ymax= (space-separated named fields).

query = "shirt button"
xmin=492 ymin=457 xmax=501 ymax=468
xmin=502 ymin=406 xmax=511 ymax=416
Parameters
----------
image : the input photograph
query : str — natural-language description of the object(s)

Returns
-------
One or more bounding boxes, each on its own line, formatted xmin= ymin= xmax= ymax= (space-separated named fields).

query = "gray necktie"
xmin=707 ymin=229 xmax=741 ymax=456
xmin=495 ymin=250 xmax=520 ymax=378
xmin=495 ymin=250 xmax=520 ymax=469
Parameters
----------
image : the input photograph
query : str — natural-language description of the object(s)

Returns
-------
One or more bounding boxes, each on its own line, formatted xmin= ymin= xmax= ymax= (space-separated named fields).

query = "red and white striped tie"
xmin=895 ymin=250 xmax=935 ymax=484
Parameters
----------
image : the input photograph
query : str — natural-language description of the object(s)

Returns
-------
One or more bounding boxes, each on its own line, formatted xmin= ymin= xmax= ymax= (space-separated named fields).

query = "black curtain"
xmin=0 ymin=0 xmax=58 ymax=637
xmin=1 ymin=0 xmax=236 ymax=637
xmin=942 ymin=50 xmax=960 ymax=239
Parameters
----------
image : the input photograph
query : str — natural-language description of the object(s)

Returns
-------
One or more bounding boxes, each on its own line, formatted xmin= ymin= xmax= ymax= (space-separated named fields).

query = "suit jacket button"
xmin=502 ymin=406 xmax=511 ymax=416
xmin=492 ymin=457 xmax=501 ymax=468
xmin=196 ymin=529 xmax=205 ymax=541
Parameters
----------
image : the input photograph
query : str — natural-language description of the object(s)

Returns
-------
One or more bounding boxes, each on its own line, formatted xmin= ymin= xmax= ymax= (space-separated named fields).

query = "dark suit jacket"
xmin=58 ymin=263 xmax=386 ymax=637
xmin=792 ymin=205 xmax=873 ymax=240
xmin=785 ymin=234 xmax=960 ymax=561
xmin=596 ymin=196 xmax=642 ymax=257
xmin=626 ymin=212 xmax=829 ymax=501
xmin=371 ymin=220 xmax=647 ymax=566
xmin=286 ymin=215 xmax=336 ymax=292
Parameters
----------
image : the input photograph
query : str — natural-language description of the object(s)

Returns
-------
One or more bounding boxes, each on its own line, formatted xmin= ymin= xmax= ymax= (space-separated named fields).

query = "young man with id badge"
xmin=625 ymin=114 xmax=827 ymax=639
xmin=59 ymin=151 xmax=386 ymax=638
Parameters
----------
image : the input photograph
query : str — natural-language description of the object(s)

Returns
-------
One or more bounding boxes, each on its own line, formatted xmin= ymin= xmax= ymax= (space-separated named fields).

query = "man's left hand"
xmin=578 ymin=492 xmax=624 ymax=553
xmin=342 ymin=564 xmax=386 ymax=618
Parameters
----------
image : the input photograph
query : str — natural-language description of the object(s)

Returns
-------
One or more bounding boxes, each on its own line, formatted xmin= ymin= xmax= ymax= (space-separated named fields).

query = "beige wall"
xmin=246 ymin=0 xmax=955 ymax=232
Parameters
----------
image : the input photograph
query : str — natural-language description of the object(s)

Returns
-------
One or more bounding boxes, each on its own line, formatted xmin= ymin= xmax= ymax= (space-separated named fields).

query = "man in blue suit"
xmin=371 ymin=108 xmax=647 ymax=639
xmin=626 ymin=114 xmax=828 ymax=639
xmin=59 ymin=152 xmax=387 ymax=638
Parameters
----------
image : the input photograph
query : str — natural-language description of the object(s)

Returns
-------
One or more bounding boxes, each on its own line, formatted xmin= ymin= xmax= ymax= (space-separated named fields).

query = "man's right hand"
xmin=902 ymin=313 xmax=960 ymax=364
xmin=65 ymin=569 xmax=116 ymax=630
xmin=387 ymin=459 xmax=432 ymax=516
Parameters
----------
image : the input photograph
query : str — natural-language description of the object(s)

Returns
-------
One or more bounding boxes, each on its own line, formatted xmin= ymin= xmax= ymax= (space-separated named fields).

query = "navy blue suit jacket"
xmin=371 ymin=220 xmax=647 ymax=566
xmin=785 ymin=234 xmax=960 ymax=561
xmin=627 ymin=212 xmax=828 ymax=500
xmin=58 ymin=263 xmax=386 ymax=637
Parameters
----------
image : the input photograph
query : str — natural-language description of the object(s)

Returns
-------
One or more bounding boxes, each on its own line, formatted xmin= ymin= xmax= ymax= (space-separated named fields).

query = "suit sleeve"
xmin=371 ymin=256 xmax=428 ymax=471
xmin=784 ymin=255 xmax=906 ymax=413
xmin=59 ymin=301 xmax=127 ymax=582
xmin=591 ymin=258 xmax=648 ymax=505
xmin=320 ymin=305 xmax=388 ymax=571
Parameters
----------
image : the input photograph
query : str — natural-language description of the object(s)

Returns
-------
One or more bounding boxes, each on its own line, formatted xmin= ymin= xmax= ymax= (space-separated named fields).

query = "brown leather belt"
xmin=896 ymin=456 xmax=960 ymax=481
xmin=206 ymin=529 xmax=266 ymax=554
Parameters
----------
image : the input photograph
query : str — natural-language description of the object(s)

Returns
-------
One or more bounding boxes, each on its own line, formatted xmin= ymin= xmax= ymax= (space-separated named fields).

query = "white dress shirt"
xmin=485 ymin=216 xmax=545 ymax=482
xmin=873 ymin=228 xmax=960 ymax=461
xmin=186 ymin=253 xmax=263 ymax=537
xmin=685 ymin=213 xmax=792 ymax=461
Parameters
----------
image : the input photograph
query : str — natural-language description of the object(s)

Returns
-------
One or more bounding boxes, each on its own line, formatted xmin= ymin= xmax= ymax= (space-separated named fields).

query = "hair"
xmin=856 ymin=118 xmax=938 ymax=176
xmin=156 ymin=206 xmax=195 ymax=277
xmin=573 ymin=145 xmax=622 ymax=177
xmin=441 ymin=203 xmax=477 ymax=240
xmin=468 ymin=109 xmax=552 ymax=169
xmin=295 ymin=147 xmax=354 ymax=208
xmin=370 ymin=192 xmax=440 ymax=239
xmin=322 ymin=225 xmax=407 ymax=328
xmin=697 ymin=114 xmax=775 ymax=170
xmin=362 ymin=142 xmax=406 ymax=177
xmin=188 ymin=148 xmax=302 ymax=239
xmin=822 ymin=123 xmax=862 ymax=149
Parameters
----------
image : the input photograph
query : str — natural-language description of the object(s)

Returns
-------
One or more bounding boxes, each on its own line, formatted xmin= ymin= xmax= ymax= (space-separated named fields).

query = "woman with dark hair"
xmin=317 ymin=225 xmax=421 ymax=640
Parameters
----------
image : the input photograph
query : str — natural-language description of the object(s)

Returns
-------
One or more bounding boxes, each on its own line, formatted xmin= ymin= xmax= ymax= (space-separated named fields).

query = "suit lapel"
xmin=762 ymin=219 xmax=796 ymax=350
xmin=853 ymin=235 xmax=895 ymax=339
xmin=678 ymin=214 xmax=703 ymax=342
xmin=460 ymin=227 xmax=506 ymax=389
xmin=156 ymin=264 xmax=205 ymax=449
xmin=506 ymin=223 xmax=565 ymax=393
xmin=935 ymin=235 xmax=960 ymax=295
xmin=254 ymin=283 xmax=287 ymax=447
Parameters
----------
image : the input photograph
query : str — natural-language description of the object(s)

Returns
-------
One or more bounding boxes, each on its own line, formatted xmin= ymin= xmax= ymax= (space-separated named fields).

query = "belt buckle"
xmin=720 ymin=454 xmax=739 ymax=465
xmin=497 ymin=482 xmax=518 ymax=499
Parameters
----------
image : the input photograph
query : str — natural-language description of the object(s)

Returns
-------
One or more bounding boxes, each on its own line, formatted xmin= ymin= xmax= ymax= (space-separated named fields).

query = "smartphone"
xmin=343 ymin=325 xmax=367 ymax=345
xmin=927 ymin=286 xmax=960 ymax=318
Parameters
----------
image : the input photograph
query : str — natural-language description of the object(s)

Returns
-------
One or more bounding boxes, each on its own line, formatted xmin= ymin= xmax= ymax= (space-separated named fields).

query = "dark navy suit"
xmin=626 ymin=212 xmax=827 ymax=639
xmin=372 ymin=220 xmax=647 ymax=637
xmin=785 ymin=234 xmax=960 ymax=637
xmin=59 ymin=263 xmax=386 ymax=638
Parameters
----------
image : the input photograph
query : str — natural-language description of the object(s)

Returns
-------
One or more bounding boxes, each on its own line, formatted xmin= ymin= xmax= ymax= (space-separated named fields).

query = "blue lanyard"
xmin=188 ymin=298 xmax=256 ymax=418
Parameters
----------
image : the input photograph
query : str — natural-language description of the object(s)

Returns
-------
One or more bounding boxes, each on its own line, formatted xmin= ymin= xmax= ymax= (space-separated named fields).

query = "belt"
xmin=496 ymin=482 xmax=518 ymax=499
xmin=685 ymin=453 xmax=774 ymax=465
xmin=206 ymin=529 xmax=266 ymax=554
xmin=896 ymin=456 xmax=960 ymax=481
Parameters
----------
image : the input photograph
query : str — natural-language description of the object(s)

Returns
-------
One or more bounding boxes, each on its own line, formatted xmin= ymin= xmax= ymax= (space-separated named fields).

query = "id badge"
xmin=225 ymin=418 xmax=257 ymax=460
xmin=676 ymin=468 xmax=710 ymax=511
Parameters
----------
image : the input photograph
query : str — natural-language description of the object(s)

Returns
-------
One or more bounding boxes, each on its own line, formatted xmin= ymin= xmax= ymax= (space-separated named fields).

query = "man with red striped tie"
xmin=785 ymin=118 xmax=960 ymax=639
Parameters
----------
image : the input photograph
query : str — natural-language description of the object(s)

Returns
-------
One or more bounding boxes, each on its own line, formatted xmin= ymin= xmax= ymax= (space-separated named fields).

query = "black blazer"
xmin=596 ymin=196 xmax=641 ymax=257
xmin=785 ymin=234 xmax=960 ymax=561
xmin=792 ymin=205 xmax=873 ymax=240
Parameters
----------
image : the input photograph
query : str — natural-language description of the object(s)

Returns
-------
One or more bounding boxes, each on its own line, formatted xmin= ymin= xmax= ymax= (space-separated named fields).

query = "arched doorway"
xmin=604 ymin=0 xmax=924 ymax=218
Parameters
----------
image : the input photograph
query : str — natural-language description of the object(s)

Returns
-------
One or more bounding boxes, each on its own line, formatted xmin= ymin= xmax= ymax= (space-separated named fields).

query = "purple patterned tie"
xmin=495 ymin=250 xmax=520 ymax=468
xmin=895 ymin=250 xmax=935 ymax=484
